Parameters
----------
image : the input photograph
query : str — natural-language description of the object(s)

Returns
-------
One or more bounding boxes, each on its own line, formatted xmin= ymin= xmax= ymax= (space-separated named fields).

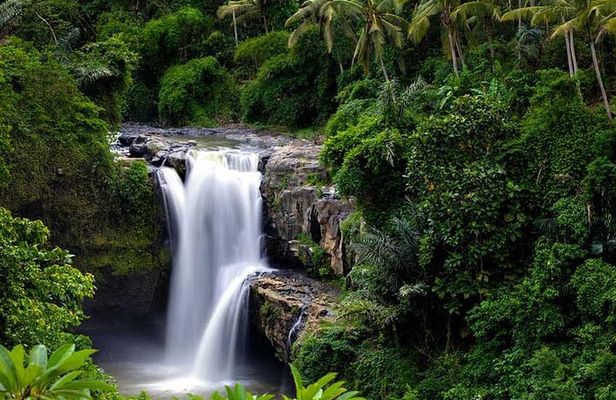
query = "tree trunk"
xmin=448 ymin=30 xmax=459 ymax=75
xmin=262 ymin=14 xmax=268 ymax=33
xmin=380 ymin=58 xmax=390 ymax=83
xmin=35 ymin=11 xmax=58 ymax=45
xmin=564 ymin=30 xmax=574 ymax=76
xmin=487 ymin=27 xmax=495 ymax=65
xmin=455 ymin=35 xmax=466 ymax=67
xmin=232 ymin=10 xmax=239 ymax=45
xmin=590 ymin=40 xmax=613 ymax=121
xmin=518 ymin=0 xmax=522 ymax=30
xmin=569 ymin=30 xmax=578 ymax=74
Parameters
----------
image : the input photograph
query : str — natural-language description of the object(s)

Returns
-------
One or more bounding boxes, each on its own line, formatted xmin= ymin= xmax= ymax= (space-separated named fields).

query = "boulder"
xmin=128 ymin=136 xmax=150 ymax=157
xmin=165 ymin=151 xmax=187 ymax=178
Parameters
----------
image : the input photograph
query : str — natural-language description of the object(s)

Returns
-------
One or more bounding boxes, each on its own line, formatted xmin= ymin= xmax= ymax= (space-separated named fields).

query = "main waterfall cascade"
xmin=157 ymin=149 xmax=270 ymax=383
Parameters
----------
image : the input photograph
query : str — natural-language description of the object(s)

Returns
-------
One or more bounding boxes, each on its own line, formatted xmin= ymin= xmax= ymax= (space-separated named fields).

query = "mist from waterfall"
xmin=157 ymin=149 xmax=269 ymax=382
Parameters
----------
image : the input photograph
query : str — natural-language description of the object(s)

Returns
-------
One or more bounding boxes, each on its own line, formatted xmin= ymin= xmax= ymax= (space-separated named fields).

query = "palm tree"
xmin=502 ymin=1 xmax=580 ymax=76
xmin=285 ymin=0 xmax=338 ymax=50
xmin=287 ymin=0 xmax=407 ymax=82
xmin=598 ymin=0 xmax=616 ymax=32
xmin=217 ymin=0 xmax=269 ymax=34
xmin=502 ymin=0 xmax=613 ymax=120
xmin=337 ymin=0 xmax=408 ymax=81
xmin=408 ymin=0 xmax=499 ymax=75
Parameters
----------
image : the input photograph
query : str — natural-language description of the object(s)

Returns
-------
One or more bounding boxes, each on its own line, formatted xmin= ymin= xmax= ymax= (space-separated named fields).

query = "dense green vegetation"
xmin=1 ymin=0 xmax=616 ymax=398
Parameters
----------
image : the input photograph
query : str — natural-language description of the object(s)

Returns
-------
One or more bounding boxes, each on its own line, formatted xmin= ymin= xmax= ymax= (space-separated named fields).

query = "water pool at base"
xmin=89 ymin=328 xmax=292 ymax=399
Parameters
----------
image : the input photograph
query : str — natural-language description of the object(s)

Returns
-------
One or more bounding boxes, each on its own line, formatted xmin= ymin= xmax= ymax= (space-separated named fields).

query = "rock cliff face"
xmin=260 ymin=144 xmax=354 ymax=275
xmin=249 ymin=271 xmax=338 ymax=361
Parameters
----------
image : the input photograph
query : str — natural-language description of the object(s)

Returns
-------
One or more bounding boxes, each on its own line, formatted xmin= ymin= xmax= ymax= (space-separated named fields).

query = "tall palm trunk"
xmin=590 ymin=40 xmax=612 ymax=121
xmin=455 ymin=35 xmax=466 ymax=67
xmin=447 ymin=30 xmax=459 ymax=75
xmin=564 ymin=30 xmax=574 ymax=76
xmin=232 ymin=10 xmax=238 ymax=45
xmin=569 ymin=30 xmax=578 ymax=73
xmin=380 ymin=58 xmax=390 ymax=83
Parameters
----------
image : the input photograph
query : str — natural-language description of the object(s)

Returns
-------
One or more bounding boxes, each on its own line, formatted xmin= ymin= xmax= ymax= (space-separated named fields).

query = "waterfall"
xmin=157 ymin=149 xmax=269 ymax=383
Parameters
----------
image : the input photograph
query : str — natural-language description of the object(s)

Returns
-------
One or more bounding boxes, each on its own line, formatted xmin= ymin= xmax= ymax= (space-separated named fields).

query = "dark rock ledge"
xmin=249 ymin=270 xmax=339 ymax=361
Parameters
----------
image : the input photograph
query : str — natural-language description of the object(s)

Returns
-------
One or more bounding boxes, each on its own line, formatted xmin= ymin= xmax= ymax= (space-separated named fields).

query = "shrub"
xmin=240 ymin=27 xmax=338 ymax=127
xmin=234 ymin=31 xmax=289 ymax=78
xmin=351 ymin=346 xmax=418 ymax=400
xmin=294 ymin=325 xmax=360 ymax=384
xmin=70 ymin=35 xmax=139 ymax=125
xmin=321 ymin=114 xmax=382 ymax=173
xmin=0 ymin=39 xmax=114 ymax=248
xmin=510 ymin=69 xmax=608 ymax=206
xmin=158 ymin=56 xmax=236 ymax=126
xmin=406 ymin=96 xmax=526 ymax=312
xmin=141 ymin=7 xmax=215 ymax=77
xmin=0 ymin=208 xmax=95 ymax=349
xmin=323 ymin=99 xmax=378 ymax=138
xmin=334 ymin=128 xmax=410 ymax=214
xmin=204 ymin=31 xmax=236 ymax=67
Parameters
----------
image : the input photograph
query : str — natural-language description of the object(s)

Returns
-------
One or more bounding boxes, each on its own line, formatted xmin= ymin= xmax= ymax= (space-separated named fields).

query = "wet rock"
xmin=249 ymin=270 xmax=338 ymax=361
xmin=260 ymin=144 xmax=354 ymax=275
xmin=118 ymin=131 xmax=139 ymax=146
xmin=144 ymin=139 xmax=167 ymax=162
xmin=165 ymin=151 xmax=187 ymax=178
xmin=128 ymin=136 xmax=149 ymax=157
xmin=305 ymin=197 xmax=355 ymax=275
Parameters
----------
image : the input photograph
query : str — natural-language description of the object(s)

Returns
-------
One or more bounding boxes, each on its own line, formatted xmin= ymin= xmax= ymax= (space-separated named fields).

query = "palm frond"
xmin=73 ymin=65 xmax=115 ymax=87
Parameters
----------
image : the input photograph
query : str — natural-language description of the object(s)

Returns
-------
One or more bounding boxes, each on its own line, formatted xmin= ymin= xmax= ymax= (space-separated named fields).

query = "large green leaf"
xmin=49 ymin=371 xmax=82 ymax=390
xmin=0 ymin=345 xmax=17 ymax=392
xmin=29 ymin=345 xmax=47 ymax=369
xmin=47 ymin=344 xmax=75 ymax=370
xmin=9 ymin=345 xmax=25 ymax=387
xmin=56 ymin=349 xmax=97 ymax=373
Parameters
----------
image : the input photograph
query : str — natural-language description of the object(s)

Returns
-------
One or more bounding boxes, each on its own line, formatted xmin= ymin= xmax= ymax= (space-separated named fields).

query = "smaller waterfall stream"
xmin=158 ymin=149 xmax=270 ymax=383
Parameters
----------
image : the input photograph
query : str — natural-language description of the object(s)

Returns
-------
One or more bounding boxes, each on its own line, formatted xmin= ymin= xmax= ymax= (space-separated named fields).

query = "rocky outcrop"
xmin=260 ymin=145 xmax=354 ymax=275
xmin=304 ymin=198 xmax=354 ymax=275
xmin=249 ymin=270 xmax=338 ymax=361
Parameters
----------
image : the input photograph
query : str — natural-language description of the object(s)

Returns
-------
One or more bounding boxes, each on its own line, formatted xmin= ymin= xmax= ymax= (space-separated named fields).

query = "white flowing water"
xmin=157 ymin=149 xmax=269 ymax=383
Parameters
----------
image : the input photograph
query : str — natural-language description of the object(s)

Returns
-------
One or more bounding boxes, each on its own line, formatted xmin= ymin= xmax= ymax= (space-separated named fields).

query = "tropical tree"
xmin=0 ymin=343 xmax=113 ymax=400
xmin=599 ymin=0 xmax=616 ymax=32
xmin=408 ymin=0 xmax=499 ymax=75
xmin=285 ymin=0 xmax=338 ymax=50
xmin=287 ymin=0 xmax=407 ymax=82
xmin=502 ymin=0 xmax=580 ymax=75
xmin=217 ymin=0 xmax=270 ymax=34
xmin=502 ymin=0 xmax=613 ymax=120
